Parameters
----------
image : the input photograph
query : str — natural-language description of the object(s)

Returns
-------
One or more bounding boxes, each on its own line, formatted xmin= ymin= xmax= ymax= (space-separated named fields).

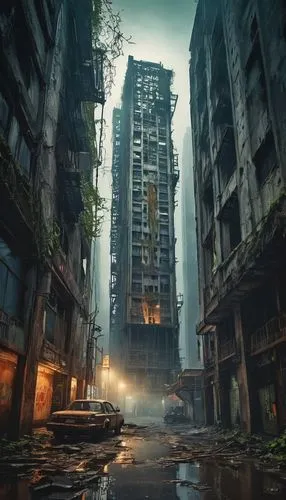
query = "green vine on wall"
xmin=83 ymin=101 xmax=99 ymax=169
xmin=0 ymin=135 xmax=60 ymax=261
xmin=80 ymin=178 xmax=106 ymax=241
xmin=46 ymin=220 xmax=61 ymax=257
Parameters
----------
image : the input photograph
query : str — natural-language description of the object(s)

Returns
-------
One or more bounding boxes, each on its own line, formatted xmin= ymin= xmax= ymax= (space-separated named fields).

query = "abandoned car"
xmin=46 ymin=399 xmax=124 ymax=439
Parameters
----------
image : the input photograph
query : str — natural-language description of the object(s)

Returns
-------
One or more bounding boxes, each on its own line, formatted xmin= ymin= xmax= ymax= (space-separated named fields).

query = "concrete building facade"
xmin=109 ymin=56 xmax=180 ymax=410
xmin=190 ymin=0 xmax=286 ymax=433
xmin=0 ymin=0 xmax=104 ymax=437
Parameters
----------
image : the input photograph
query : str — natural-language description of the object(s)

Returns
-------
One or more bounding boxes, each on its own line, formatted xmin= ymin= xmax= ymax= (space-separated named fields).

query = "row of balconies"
xmin=250 ymin=314 xmax=286 ymax=355
xmin=204 ymin=313 xmax=286 ymax=371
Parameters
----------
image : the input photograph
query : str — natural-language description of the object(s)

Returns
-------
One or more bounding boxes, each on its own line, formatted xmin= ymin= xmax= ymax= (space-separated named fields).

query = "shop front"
xmin=0 ymin=350 xmax=17 ymax=435
xmin=33 ymin=364 xmax=54 ymax=425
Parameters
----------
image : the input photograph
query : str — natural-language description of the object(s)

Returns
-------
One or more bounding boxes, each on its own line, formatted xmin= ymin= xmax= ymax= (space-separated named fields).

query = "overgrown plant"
xmin=90 ymin=0 xmax=132 ymax=169
xmin=80 ymin=178 xmax=106 ymax=241
xmin=265 ymin=432 xmax=286 ymax=459
xmin=91 ymin=0 xmax=133 ymax=98
xmin=0 ymin=135 xmax=59 ymax=261
xmin=82 ymin=2 xmax=132 ymax=241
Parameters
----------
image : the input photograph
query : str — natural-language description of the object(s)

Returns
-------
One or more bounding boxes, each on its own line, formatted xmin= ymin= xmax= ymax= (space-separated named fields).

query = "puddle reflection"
xmin=0 ymin=460 xmax=286 ymax=499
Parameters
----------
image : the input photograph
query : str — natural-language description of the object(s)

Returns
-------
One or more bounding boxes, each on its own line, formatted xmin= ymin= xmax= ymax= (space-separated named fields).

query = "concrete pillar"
xmin=234 ymin=305 xmax=251 ymax=432
xmin=214 ymin=330 xmax=221 ymax=423
xmin=18 ymin=268 xmax=51 ymax=436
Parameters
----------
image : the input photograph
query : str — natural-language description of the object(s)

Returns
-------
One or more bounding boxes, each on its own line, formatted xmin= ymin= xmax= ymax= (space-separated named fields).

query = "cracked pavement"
xmin=0 ymin=418 xmax=286 ymax=499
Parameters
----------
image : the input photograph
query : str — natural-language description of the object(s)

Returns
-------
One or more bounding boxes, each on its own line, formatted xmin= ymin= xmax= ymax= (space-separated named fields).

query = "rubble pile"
xmin=0 ymin=431 xmax=117 ymax=497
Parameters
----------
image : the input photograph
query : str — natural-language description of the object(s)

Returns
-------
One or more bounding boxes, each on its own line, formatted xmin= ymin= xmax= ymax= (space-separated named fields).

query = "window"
xmin=132 ymin=246 xmax=141 ymax=257
xmin=68 ymin=401 xmax=103 ymax=412
xmin=45 ymin=289 xmax=69 ymax=351
xmin=245 ymin=15 xmax=270 ymax=162
xmin=253 ymin=130 xmax=278 ymax=185
xmin=203 ymin=228 xmax=216 ymax=285
xmin=202 ymin=180 xmax=214 ymax=238
xmin=132 ymin=256 xmax=141 ymax=267
xmin=105 ymin=402 xmax=115 ymax=413
xmin=220 ymin=193 xmax=241 ymax=260
xmin=0 ymin=238 xmax=24 ymax=320
xmin=216 ymin=127 xmax=236 ymax=192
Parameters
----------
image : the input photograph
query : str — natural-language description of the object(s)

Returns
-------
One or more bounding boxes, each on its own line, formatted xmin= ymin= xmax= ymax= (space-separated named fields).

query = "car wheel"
xmin=114 ymin=424 xmax=122 ymax=435
xmin=102 ymin=423 xmax=109 ymax=438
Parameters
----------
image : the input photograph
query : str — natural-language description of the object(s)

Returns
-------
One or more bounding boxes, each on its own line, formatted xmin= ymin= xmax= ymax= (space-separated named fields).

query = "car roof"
xmin=72 ymin=399 xmax=109 ymax=404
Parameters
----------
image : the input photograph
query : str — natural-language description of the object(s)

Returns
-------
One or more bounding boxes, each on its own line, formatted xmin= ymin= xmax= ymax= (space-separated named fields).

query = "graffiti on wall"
xmin=33 ymin=368 xmax=53 ymax=422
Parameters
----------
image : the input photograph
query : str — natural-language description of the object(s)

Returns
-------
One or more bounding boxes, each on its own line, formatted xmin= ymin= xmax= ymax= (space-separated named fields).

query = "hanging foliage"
xmin=80 ymin=178 xmax=106 ymax=241
xmin=0 ymin=135 xmax=61 ymax=261
xmin=91 ymin=0 xmax=133 ymax=98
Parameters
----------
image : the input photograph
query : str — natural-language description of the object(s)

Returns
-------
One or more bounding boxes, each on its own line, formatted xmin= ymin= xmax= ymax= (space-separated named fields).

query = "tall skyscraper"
xmin=110 ymin=56 xmax=180 ymax=406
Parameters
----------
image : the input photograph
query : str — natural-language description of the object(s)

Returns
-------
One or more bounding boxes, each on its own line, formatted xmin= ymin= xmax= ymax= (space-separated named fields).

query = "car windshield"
xmin=68 ymin=401 xmax=102 ymax=412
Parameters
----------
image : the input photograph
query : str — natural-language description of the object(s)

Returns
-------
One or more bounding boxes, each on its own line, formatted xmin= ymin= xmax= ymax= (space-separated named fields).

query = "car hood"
xmin=51 ymin=411 xmax=103 ymax=417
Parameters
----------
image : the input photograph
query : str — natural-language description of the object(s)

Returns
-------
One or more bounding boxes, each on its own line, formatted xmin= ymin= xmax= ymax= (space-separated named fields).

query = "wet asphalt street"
xmin=1 ymin=417 xmax=286 ymax=499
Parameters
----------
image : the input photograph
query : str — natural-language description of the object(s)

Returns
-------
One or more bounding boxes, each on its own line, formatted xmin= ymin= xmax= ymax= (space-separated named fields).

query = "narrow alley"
xmin=2 ymin=1 xmax=286 ymax=498
xmin=1 ymin=419 xmax=286 ymax=500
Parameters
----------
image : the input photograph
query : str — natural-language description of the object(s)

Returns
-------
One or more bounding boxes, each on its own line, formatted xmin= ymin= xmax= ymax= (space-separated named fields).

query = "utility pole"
xmin=84 ymin=312 xmax=103 ymax=398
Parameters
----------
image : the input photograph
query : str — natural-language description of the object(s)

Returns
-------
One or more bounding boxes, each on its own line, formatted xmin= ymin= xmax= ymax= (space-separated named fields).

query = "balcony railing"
xmin=250 ymin=314 xmax=286 ymax=354
xmin=218 ymin=339 xmax=235 ymax=362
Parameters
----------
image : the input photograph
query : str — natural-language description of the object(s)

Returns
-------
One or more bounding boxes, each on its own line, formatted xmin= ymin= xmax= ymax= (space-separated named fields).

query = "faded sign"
xmin=33 ymin=365 xmax=53 ymax=423
xmin=42 ymin=340 xmax=60 ymax=366
xmin=0 ymin=356 xmax=16 ymax=432
xmin=70 ymin=377 xmax=77 ymax=402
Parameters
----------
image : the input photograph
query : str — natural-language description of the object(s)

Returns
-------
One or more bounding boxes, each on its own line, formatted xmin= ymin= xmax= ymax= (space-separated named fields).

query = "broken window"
xmin=202 ymin=178 xmax=214 ymax=239
xmin=245 ymin=15 xmax=272 ymax=167
xmin=219 ymin=193 xmax=241 ymax=260
xmin=0 ymin=238 xmax=24 ymax=320
xmin=203 ymin=228 xmax=216 ymax=285
xmin=45 ymin=289 xmax=69 ymax=351
xmin=217 ymin=127 xmax=236 ymax=191
xmin=132 ymin=231 xmax=142 ymax=242
xmin=253 ymin=130 xmax=278 ymax=185
xmin=210 ymin=14 xmax=236 ymax=192
xmin=204 ymin=332 xmax=215 ymax=365
xmin=241 ymin=279 xmax=278 ymax=338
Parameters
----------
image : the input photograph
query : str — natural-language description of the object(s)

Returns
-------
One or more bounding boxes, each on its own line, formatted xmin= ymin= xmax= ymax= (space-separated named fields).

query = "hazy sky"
xmin=96 ymin=0 xmax=197 ymax=351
